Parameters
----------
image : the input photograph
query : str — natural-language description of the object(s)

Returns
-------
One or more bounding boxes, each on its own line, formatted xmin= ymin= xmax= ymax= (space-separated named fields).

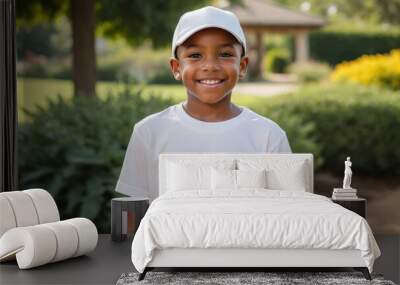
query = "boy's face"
xmin=170 ymin=28 xmax=249 ymax=105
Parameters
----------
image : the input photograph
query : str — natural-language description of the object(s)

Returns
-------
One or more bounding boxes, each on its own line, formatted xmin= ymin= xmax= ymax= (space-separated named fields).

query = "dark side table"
xmin=331 ymin=197 xmax=366 ymax=218
xmin=111 ymin=197 xmax=149 ymax=242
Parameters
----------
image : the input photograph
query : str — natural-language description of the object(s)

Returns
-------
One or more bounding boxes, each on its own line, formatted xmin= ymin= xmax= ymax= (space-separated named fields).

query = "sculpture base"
xmin=333 ymin=188 xmax=357 ymax=192
xmin=332 ymin=188 xmax=358 ymax=200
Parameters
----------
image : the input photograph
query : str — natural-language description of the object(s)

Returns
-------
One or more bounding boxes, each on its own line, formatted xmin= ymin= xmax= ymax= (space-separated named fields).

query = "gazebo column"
xmin=294 ymin=32 xmax=309 ymax=63
xmin=247 ymin=31 xmax=264 ymax=80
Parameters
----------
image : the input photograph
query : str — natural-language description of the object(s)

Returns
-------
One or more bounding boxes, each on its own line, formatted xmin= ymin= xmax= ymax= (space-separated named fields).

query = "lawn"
xmin=17 ymin=78 xmax=266 ymax=122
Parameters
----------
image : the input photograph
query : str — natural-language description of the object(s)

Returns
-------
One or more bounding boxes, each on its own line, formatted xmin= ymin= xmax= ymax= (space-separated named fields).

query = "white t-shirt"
xmin=115 ymin=102 xmax=291 ymax=202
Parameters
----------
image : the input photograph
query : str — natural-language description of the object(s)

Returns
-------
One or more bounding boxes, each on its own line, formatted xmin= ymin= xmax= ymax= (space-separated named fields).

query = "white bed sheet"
xmin=131 ymin=190 xmax=380 ymax=273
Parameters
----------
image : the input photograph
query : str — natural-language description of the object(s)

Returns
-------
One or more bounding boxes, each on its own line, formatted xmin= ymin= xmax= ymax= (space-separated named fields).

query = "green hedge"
xmin=147 ymin=65 xmax=176 ymax=84
xmin=287 ymin=61 xmax=331 ymax=83
xmin=254 ymin=83 xmax=400 ymax=176
xmin=18 ymin=88 xmax=176 ymax=233
xmin=309 ymin=30 xmax=400 ymax=65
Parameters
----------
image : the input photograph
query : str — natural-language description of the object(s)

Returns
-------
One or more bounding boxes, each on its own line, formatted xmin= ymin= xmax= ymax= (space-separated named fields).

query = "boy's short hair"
xmin=172 ymin=6 xmax=247 ymax=59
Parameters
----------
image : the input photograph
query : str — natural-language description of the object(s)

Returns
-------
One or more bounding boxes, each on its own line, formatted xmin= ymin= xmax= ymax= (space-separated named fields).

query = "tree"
xmin=274 ymin=0 xmax=400 ymax=25
xmin=16 ymin=0 xmax=219 ymax=96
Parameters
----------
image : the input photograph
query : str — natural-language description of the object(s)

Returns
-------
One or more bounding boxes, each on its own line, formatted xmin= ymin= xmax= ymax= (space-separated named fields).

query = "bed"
xmin=131 ymin=153 xmax=381 ymax=281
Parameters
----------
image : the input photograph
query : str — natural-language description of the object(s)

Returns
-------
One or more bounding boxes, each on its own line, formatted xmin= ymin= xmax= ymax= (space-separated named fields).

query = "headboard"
xmin=159 ymin=153 xmax=314 ymax=195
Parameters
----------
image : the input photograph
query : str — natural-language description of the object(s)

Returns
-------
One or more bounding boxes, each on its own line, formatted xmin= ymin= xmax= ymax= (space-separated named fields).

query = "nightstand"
xmin=111 ymin=197 xmax=149 ymax=242
xmin=331 ymin=198 xmax=366 ymax=218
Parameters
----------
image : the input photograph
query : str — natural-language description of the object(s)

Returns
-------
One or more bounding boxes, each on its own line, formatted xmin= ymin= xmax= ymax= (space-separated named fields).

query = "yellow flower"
xmin=331 ymin=49 xmax=400 ymax=90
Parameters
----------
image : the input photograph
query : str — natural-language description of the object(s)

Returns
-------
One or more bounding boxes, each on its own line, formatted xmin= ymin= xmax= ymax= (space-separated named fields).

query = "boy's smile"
xmin=170 ymin=28 xmax=248 ymax=107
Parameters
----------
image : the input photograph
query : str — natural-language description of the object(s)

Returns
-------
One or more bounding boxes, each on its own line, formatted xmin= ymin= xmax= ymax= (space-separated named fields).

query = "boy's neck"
xmin=182 ymin=98 xmax=242 ymax=122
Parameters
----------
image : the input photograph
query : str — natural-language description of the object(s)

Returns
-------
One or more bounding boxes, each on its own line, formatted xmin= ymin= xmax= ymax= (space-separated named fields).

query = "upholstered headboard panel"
xmin=159 ymin=153 xmax=314 ymax=195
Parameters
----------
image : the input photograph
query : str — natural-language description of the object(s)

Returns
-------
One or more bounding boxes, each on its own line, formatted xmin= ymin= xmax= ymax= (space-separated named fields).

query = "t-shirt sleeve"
xmin=115 ymin=124 xmax=149 ymax=198
xmin=271 ymin=131 xmax=292 ymax=153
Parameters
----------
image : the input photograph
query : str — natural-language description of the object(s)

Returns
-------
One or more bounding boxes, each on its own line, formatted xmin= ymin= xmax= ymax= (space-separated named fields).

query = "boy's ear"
xmin=169 ymin=57 xmax=181 ymax=80
xmin=239 ymin=56 xmax=249 ymax=80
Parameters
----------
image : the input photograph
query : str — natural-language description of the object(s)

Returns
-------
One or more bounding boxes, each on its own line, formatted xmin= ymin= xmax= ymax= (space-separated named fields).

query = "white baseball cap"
xmin=171 ymin=6 xmax=247 ymax=59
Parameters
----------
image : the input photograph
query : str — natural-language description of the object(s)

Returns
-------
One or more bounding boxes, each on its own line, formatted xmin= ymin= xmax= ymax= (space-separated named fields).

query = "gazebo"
xmin=222 ymin=0 xmax=326 ymax=79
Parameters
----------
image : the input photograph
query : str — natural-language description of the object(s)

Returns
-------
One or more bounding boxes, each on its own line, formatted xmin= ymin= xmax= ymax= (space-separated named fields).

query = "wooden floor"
xmin=0 ymin=234 xmax=398 ymax=285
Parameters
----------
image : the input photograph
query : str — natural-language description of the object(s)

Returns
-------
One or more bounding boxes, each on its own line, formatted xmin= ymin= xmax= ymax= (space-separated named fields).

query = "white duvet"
xmin=131 ymin=190 xmax=381 ymax=273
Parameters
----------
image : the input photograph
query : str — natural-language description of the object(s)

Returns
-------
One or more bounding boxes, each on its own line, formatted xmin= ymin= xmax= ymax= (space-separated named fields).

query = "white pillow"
xmin=166 ymin=159 xmax=236 ymax=192
xmin=238 ymin=159 xmax=307 ymax=191
xmin=236 ymin=169 xmax=267 ymax=189
xmin=211 ymin=168 xmax=268 ymax=190
xmin=167 ymin=162 xmax=210 ymax=191
xmin=211 ymin=168 xmax=236 ymax=190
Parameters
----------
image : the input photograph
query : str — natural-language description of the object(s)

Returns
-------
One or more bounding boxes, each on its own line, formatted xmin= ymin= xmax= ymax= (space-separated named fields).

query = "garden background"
xmin=16 ymin=0 xmax=400 ymax=234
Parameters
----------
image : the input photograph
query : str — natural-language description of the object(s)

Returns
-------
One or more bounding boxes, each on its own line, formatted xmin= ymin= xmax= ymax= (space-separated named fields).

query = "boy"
xmin=115 ymin=6 xmax=291 ymax=202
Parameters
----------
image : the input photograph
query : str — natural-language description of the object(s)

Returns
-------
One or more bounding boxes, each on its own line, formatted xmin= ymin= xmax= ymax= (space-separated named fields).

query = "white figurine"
xmin=342 ymin=157 xmax=352 ymax=189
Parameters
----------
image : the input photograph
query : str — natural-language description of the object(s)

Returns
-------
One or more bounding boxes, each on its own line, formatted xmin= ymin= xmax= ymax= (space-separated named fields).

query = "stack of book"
xmin=332 ymin=188 xmax=358 ymax=199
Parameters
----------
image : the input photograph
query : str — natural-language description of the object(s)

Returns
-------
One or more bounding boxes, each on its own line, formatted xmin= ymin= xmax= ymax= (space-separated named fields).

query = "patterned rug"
xmin=116 ymin=271 xmax=396 ymax=285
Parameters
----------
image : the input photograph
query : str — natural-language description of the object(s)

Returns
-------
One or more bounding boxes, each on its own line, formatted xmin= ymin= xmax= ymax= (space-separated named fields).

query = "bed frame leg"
xmin=138 ymin=268 xmax=148 ymax=281
xmin=354 ymin=267 xmax=371 ymax=280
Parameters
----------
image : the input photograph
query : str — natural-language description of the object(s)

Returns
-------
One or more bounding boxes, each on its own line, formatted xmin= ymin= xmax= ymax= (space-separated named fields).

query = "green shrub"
xmin=262 ymin=107 xmax=323 ymax=169
xmin=18 ymin=62 xmax=49 ymax=78
xmin=18 ymin=60 xmax=72 ymax=80
xmin=147 ymin=66 xmax=176 ymax=85
xmin=264 ymin=48 xmax=290 ymax=73
xmin=254 ymin=83 xmax=400 ymax=177
xmin=18 ymin=87 xmax=176 ymax=233
xmin=331 ymin=49 xmax=400 ymax=90
xmin=96 ymin=63 xmax=140 ymax=83
xmin=96 ymin=63 xmax=121 ymax=82
xmin=309 ymin=29 xmax=400 ymax=65
xmin=288 ymin=61 xmax=331 ymax=83
xmin=18 ymin=41 xmax=173 ymax=83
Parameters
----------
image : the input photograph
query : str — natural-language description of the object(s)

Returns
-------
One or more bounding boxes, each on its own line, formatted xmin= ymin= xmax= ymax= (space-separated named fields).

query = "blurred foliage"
xmin=262 ymin=105 xmax=323 ymax=169
xmin=18 ymin=87 xmax=176 ymax=233
xmin=16 ymin=0 xmax=239 ymax=95
xmin=16 ymin=0 xmax=68 ymax=26
xmin=264 ymin=35 xmax=292 ymax=51
xmin=331 ymin=49 xmax=400 ymax=90
xmin=309 ymin=29 xmax=400 ymax=65
xmin=255 ymin=83 xmax=400 ymax=176
xmin=264 ymin=48 xmax=291 ymax=73
xmin=16 ymin=17 xmax=71 ymax=60
xmin=96 ymin=0 xmax=208 ymax=48
xmin=274 ymin=0 xmax=400 ymax=25
xmin=288 ymin=61 xmax=331 ymax=83
xmin=17 ymin=24 xmax=57 ymax=59
xmin=98 ymin=0 xmax=243 ymax=48
xmin=147 ymin=66 xmax=177 ymax=85
xmin=18 ymin=38 xmax=174 ymax=83
xmin=16 ymin=0 xmax=244 ymax=49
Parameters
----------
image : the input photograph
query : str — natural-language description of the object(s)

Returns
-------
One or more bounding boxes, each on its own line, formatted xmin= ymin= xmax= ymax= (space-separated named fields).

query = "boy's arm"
xmin=115 ymin=125 xmax=149 ymax=198
xmin=271 ymin=131 xmax=292 ymax=153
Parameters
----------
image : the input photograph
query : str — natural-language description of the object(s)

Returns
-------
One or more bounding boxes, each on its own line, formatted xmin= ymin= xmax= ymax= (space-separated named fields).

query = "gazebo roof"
xmin=224 ymin=0 xmax=326 ymax=28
